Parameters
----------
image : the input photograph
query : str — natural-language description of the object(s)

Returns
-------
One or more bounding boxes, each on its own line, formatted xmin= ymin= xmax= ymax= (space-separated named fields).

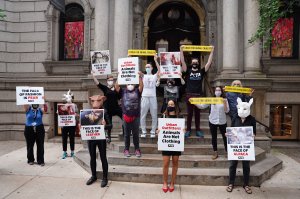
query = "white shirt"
xmin=142 ymin=74 xmax=158 ymax=97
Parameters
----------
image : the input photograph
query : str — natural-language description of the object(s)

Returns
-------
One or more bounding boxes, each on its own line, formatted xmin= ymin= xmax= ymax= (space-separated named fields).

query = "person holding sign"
xmin=180 ymin=45 xmax=215 ymax=138
xmin=225 ymin=80 xmax=254 ymax=126
xmin=140 ymin=54 xmax=160 ymax=138
xmin=195 ymin=86 xmax=229 ymax=160
xmin=23 ymin=104 xmax=47 ymax=166
xmin=91 ymin=71 xmax=122 ymax=143
xmin=226 ymin=98 xmax=256 ymax=194
xmin=115 ymin=72 xmax=143 ymax=158
xmin=85 ymin=95 xmax=111 ymax=188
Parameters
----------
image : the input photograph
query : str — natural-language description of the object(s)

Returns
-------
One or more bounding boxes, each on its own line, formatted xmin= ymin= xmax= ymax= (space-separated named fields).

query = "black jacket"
xmin=232 ymin=115 xmax=256 ymax=135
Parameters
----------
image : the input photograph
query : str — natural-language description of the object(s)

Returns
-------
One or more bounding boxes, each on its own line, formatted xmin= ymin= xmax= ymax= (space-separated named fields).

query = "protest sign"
xmin=80 ymin=109 xmax=105 ymax=140
xmin=182 ymin=45 xmax=213 ymax=52
xmin=159 ymin=52 xmax=181 ymax=78
xmin=128 ymin=49 xmax=156 ymax=56
xmin=57 ymin=104 xmax=76 ymax=127
xmin=189 ymin=97 xmax=224 ymax=104
xmin=16 ymin=86 xmax=44 ymax=105
xmin=118 ymin=57 xmax=139 ymax=85
xmin=224 ymin=86 xmax=252 ymax=94
xmin=90 ymin=50 xmax=111 ymax=75
xmin=158 ymin=118 xmax=185 ymax=152
xmin=226 ymin=127 xmax=255 ymax=161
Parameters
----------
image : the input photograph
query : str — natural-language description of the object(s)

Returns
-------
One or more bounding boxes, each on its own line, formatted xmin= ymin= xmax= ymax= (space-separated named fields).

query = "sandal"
xmin=226 ymin=184 xmax=233 ymax=192
xmin=243 ymin=186 xmax=252 ymax=194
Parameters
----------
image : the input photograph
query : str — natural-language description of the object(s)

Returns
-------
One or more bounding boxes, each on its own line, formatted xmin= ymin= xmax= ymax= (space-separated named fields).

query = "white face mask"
xmin=107 ymin=80 xmax=114 ymax=87
xmin=215 ymin=91 xmax=222 ymax=97
xmin=127 ymin=85 xmax=134 ymax=91
xmin=146 ymin=68 xmax=151 ymax=74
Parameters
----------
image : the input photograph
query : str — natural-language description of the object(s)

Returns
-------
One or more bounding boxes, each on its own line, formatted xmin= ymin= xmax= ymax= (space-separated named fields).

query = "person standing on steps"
xmin=180 ymin=45 xmax=215 ymax=138
xmin=91 ymin=71 xmax=123 ymax=143
xmin=140 ymin=54 xmax=160 ymax=138
xmin=195 ymin=86 xmax=229 ymax=160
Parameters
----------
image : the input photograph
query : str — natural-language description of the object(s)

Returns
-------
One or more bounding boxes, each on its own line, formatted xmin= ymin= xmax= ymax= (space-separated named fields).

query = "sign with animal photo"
xmin=118 ymin=57 xmax=139 ymax=85
xmin=90 ymin=50 xmax=111 ymax=75
xmin=80 ymin=109 xmax=105 ymax=140
xmin=226 ymin=127 xmax=255 ymax=161
xmin=16 ymin=86 xmax=45 ymax=105
xmin=159 ymin=52 xmax=181 ymax=78
xmin=57 ymin=104 xmax=76 ymax=127
xmin=158 ymin=118 xmax=185 ymax=152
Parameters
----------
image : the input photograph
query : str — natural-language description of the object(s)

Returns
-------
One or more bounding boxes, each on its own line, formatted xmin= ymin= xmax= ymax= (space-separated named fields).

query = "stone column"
xmin=94 ymin=0 xmax=109 ymax=50
xmin=222 ymin=0 xmax=239 ymax=73
xmin=113 ymin=0 xmax=130 ymax=70
xmin=244 ymin=0 xmax=261 ymax=74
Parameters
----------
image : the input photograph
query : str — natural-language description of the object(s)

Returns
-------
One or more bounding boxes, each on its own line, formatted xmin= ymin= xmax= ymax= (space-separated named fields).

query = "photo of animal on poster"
xmin=90 ymin=50 xmax=111 ymax=75
xmin=57 ymin=103 xmax=76 ymax=127
xmin=226 ymin=126 xmax=255 ymax=161
xmin=80 ymin=109 xmax=105 ymax=140
xmin=159 ymin=52 xmax=181 ymax=78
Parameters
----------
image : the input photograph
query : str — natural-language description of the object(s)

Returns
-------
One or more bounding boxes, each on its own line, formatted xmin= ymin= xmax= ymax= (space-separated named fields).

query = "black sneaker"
xmin=40 ymin=163 xmax=45 ymax=167
xmin=28 ymin=162 xmax=34 ymax=165
xmin=86 ymin=176 xmax=97 ymax=185
xmin=101 ymin=179 xmax=108 ymax=187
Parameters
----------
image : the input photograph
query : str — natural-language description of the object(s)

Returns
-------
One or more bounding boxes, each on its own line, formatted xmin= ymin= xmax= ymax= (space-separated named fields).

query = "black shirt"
xmin=186 ymin=67 xmax=206 ymax=95
xmin=232 ymin=115 xmax=256 ymax=135
xmin=97 ymin=83 xmax=121 ymax=113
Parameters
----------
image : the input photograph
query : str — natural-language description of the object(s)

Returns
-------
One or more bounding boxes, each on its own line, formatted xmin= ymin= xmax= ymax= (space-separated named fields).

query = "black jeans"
xmin=209 ymin=122 xmax=227 ymax=152
xmin=123 ymin=117 xmax=140 ymax=150
xmin=229 ymin=160 xmax=250 ymax=186
xmin=62 ymin=126 xmax=76 ymax=151
xmin=87 ymin=140 xmax=108 ymax=179
xmin=107 ymin=107 xmax=123 ymax=137
xmin=24 ymin=125 xmax=45 ymax=164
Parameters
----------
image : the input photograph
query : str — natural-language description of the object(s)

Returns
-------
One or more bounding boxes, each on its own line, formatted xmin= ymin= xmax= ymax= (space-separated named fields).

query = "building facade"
xmin=0 ymin=0 xmax=299 ymax=141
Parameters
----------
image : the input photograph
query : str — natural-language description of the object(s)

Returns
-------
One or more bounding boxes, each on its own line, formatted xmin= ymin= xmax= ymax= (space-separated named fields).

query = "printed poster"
xmin=57 ymin=104 xmax=76 ymax=127
xmin=80 ymin=109 xmax=105 ymax=140
xmin=16 ymin=86 xmax=45 ymax=105
xmin=90 ymin=50 xmax=111 ymax=75
xmin=158 ymin=118 xmax=185 ymax=152
xmin=160 ymin=52 xmax=181 ymax=78
xmin=226 ymin=127 xmax=255 ymax=161
xmin=118 ymin=57 xmax=139 ymax=85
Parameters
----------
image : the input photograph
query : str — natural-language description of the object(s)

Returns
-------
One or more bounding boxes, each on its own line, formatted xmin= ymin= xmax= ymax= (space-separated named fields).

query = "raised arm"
xmin=204 ymin=46 xmax=215 ymax=72
xmin=180 ymin=45 xmax=187 ymax=72
xmin=154 ymin=54 xmax=160 ymax=74
xmin=91 ymin=70 xmax=100 ymax=85
xmin=138 ymin=71 xmax=144 ymax=93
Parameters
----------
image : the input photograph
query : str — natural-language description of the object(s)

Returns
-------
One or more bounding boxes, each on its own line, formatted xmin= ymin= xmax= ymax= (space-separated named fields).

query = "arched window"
xmin=59 ymin=3 xmax=84 ymax=60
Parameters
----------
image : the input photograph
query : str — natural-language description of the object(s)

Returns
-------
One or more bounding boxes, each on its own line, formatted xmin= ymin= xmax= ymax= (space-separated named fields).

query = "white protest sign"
xmin=158 ymin=118 xmax=185 ymax=152
xmin=226 ymin=127 xmax=255 ymax=161
xmin=80 ymin=109 xmax=106 ymax=140
xmin=57 ymin=104 xmax=76 ymax=127
xmin=118 ymin=57 xmax=139 ymax=85
xmin=160 ymin=52 xmax=181 ymax=78
xmin=90 ymin=50 xmax=111 ymax=75
xmin=16 ymin=86 xmax=45 ymax=105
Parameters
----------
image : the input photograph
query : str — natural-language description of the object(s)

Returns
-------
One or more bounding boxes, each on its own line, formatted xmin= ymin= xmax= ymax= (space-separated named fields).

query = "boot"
xmin=211 ymin=151 xmax=218 ymax=160
xmin=101 ymin=179 xmax=108 ymax=187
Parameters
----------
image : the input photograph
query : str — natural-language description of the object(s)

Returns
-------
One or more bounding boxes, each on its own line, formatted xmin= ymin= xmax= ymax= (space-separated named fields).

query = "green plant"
xmin=249 ymin=0 xmax=298 ymax=49
xmin=0 ymin=9 xmax=6 ymax=20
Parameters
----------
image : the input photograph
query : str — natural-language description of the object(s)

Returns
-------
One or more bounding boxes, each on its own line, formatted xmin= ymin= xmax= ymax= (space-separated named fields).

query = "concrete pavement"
xmin=0 ymin=141 xmax=299 ymax=199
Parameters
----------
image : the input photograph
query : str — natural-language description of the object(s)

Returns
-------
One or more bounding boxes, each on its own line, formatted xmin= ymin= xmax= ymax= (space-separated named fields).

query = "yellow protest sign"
xmin=182 ymin=45 xmax=213 ymax=52
xmin=128 ymin=49 xmax=156 ymax=56
xmin=224 ymin=86 xmax=252 ymax=94
xmin=189 ymin=97 xmax=224 ymax=104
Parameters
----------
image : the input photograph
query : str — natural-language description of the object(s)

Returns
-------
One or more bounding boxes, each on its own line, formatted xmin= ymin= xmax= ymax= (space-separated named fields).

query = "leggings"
xmin=62 ymin=126 xmax=76 ymax=151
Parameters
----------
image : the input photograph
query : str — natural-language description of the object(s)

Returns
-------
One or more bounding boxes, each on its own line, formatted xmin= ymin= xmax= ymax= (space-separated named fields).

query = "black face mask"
xmin=192 ymin=64 xmax=199 ymax=69
xmin=167 ymin=106 xmax=176 ymax=112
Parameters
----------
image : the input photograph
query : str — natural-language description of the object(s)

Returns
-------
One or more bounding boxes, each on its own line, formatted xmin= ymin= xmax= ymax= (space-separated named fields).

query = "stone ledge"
xmin=43 ymin=60 xmax=90 ymax=75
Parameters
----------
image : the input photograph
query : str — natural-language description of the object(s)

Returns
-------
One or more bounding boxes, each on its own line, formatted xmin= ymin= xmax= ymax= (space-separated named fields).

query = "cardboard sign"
xmin=90 ymin=50 xmax=111 ymax=75
xmin=118 ymin=57 xmax=139 ymax=85
xmin=158 ymin=118 xmax=185 ymax=152
xmin=80 ymin=109 xmax=105 ymax=140
xmin=182 ymin=45 xmax=213 ymax=52
xmin=225 ymin=86 xmax=252 ymax=94
xmin=189 ymin=97 xmax=224 ymax=104
xmin=16 ymin=86 xmax=45 ymax=105
xmin=57 ymin=104 xmax=76 ymax=127
xmin=128 ymin=49 xmax=156 ymax=56
xmin=160 ymin=52 xmax=181 ymax=78
xmin=226 ymin=127 xmax=255 ymax=161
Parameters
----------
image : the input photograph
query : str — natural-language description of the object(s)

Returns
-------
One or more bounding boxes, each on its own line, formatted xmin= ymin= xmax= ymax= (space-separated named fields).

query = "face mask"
xmin=146 ymin=68 xmax=151 ymax=74
xmin=127 ymin=85 xmax=134 ymax=91
xmin=215 ymin=91 xmax=222 ymax=97
xmin=107 ymin=80 xmax=114 ymax=87
xmin=192 ymin=64 xmax=199 ymax=69
xmin=167 ymin=106 xmax=176 ymax=112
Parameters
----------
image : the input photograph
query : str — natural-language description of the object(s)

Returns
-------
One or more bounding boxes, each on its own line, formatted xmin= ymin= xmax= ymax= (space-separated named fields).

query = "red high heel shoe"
xmin=162 ymin=186 xmax=169 ymax=193
xmin=169 ymin=186 xmax=175 ymax=192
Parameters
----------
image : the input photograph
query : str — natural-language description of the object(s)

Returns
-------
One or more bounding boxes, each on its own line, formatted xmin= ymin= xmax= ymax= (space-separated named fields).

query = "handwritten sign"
xmin=160 ymin=52 xmax=181 ymax=79
xmin=226 ymin=127 xmax=255 ymax=161
xmin=118 ymin=57 xmax=139 ymax=85
xmin=128 ymin=49 xmax=156 ymax=56
xmin=225 ymin=86 xmax=252 ymax=94
xmin=90 ymin=50 xmax=111 ymax=75
xmin=158 ymin=118 xmax=185 ymax=152
xmin=189 ymin=97 xmax=224 ymax=104
xmin=182 ymin=45 xmax=213 ymax=52
xmin=57 ymin=104 xmax=76 ymax=127
xmin=80 ymin=109 xmax=105 ymax=140
xmin=16 ymin=86 xmax=44 ymax=105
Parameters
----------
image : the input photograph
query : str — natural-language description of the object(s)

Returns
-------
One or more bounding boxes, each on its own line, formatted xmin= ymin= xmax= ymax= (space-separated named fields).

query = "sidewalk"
xmin=0 ymin=141 xmax=299 ymax=199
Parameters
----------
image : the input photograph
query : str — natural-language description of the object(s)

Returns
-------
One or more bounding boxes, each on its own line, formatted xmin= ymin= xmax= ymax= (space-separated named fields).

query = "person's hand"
xmin=178 ymin=72 xmax=182 ymax=77
xmin=154 ymin=53 xmax=158 ymax=61
xmin=249 ymin=88 xmax=255 ymax=96
xmin=101 ymin=119 xmax=106 ymax=125
xmin=180 ymin=45 xmax=184 ymax=51
xmin=210 ymin=46 xmax=215 ymax=52
xmin=156 ymin=129 xmax=160 ymax=135
xmin=138 ymin=71 xmax=143 ymax=78
xmin=225 ymin=133 xmax=228 ymax=137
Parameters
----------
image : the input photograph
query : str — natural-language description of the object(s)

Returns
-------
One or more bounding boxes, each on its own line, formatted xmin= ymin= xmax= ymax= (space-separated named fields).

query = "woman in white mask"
xmin=195 ymin=86 xmax=229 ymax=160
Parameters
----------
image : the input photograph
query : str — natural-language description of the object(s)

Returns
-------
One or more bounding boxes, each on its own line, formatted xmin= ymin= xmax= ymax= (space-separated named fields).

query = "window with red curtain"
xmin=271 ymin=18 xmax=294 ymax=57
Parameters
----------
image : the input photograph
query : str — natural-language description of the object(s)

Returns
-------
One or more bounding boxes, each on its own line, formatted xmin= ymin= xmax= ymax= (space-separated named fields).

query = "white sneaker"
xmin=150 ymin=133 xmax=156 ymax=138
xmin=141 ymin=132 xmax=146 ymax=138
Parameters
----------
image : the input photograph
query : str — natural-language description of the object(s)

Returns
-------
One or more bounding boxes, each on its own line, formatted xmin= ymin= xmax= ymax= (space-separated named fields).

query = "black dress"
xmin=162 ymin=114 xmax=182 ymax=156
